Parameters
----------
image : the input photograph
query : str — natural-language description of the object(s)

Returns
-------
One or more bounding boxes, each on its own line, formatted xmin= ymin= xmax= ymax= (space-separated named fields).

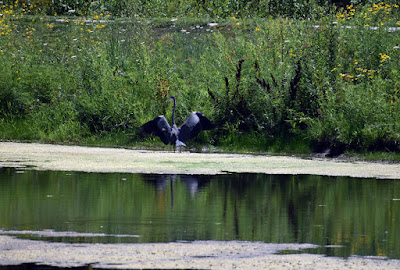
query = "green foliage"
xmin=1 ymin=2 xmax=400 ymax=153
xmin=6 ymin=0 xmax=371 ymax=19
xmin=306 ymin=3 xmax=400 ymax=152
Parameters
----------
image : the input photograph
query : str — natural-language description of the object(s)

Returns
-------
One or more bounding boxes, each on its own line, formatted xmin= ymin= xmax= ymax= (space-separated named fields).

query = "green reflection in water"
xmin=0 ymin=167 xmax=399 ymax=258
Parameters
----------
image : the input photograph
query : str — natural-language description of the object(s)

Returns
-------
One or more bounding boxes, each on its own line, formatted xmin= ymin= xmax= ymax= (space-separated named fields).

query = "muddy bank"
xmin=0 ymin=142 xmax=399 ymax=179
xmin=1 ymin=235 xmax=400 ymax=269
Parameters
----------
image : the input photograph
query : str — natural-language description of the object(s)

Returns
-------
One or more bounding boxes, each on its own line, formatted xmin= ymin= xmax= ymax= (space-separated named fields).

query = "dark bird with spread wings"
xmin=141 ymin=96 xmax=215 ymax=150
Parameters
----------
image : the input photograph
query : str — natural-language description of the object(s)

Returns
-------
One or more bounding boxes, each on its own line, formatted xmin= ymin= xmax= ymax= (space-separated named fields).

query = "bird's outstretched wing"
xmin=140 ymin=116 xmax=171 ymax=145
xmin=178 ymin=112 xmax=215 ymax=143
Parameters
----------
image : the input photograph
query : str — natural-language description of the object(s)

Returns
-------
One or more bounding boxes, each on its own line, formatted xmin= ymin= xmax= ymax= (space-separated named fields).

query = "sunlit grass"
xmin=0 ymin=1 xmax=400 ymax=155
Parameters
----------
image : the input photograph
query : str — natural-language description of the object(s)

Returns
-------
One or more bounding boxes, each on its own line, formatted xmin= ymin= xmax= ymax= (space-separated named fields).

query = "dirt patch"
xmin=0 ymin=142 xmax=399 ymax=179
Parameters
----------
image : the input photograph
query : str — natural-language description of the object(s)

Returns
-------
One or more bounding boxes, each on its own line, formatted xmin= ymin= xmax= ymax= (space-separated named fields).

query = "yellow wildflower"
xmin=379 ymin=53 xmax=390 ymax=63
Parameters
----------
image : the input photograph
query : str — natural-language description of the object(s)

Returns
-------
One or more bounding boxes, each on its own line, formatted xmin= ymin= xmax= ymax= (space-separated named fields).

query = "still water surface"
xmin=1 ymin=167 xmax=400 ymax=258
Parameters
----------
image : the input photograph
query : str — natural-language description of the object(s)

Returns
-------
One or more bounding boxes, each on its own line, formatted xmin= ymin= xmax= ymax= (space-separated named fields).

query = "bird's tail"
xmin=176 ymin=140 xmax=186 ymax=147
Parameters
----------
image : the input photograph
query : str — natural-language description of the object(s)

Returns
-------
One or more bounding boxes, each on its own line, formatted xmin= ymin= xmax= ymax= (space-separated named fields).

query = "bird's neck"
xmin=171 ymin=97 xmax=176 ymax=126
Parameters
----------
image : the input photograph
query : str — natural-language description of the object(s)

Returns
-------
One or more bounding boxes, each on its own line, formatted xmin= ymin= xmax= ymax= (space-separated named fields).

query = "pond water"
xmin=1 ymin=167 xmax=400 ymax=259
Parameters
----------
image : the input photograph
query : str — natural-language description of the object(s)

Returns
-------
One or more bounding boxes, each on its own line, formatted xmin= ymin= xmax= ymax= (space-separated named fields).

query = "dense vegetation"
xmin=1 ymin=1 xmax=400 ymax=155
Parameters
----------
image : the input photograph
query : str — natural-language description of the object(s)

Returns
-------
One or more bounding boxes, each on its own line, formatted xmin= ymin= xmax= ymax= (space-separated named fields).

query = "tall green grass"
xmin=1 ymin=2 xmax=400 ymax=154
xmin=16 ymin=0 xmax=400 ymax=19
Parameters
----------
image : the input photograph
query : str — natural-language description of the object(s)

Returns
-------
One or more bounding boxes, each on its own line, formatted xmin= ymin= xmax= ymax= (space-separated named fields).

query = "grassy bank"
xmin=1 ymin=2 xmax=400 ymax=157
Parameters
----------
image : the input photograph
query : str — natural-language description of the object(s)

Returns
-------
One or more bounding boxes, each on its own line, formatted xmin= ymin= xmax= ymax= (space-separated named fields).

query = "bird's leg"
xmin=176 ymin=140 xmax=186 ymax=153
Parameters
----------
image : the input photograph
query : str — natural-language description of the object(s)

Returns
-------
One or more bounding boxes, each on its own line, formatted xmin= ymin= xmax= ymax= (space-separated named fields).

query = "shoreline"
xmin=1 ymin=142 xmax=399 ymax=179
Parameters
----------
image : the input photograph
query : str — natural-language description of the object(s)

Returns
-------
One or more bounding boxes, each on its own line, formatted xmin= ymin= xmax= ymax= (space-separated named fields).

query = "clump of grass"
xmin=307 ymin=3 xmax=400 ymax=153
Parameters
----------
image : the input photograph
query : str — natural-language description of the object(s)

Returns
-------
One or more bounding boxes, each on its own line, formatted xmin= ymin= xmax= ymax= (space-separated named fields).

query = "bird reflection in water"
xmin=142 ymin=174 xmax=211 ymax=209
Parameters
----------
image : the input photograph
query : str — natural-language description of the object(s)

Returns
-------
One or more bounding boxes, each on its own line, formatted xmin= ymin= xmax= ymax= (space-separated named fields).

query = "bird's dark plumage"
xmin=141 ymin=97 xmax=215 ymax=148
xmin=140 ymin=116 xmax=171 ymax=145
xmin=178 ymin=112 xmax=215 ymax=143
